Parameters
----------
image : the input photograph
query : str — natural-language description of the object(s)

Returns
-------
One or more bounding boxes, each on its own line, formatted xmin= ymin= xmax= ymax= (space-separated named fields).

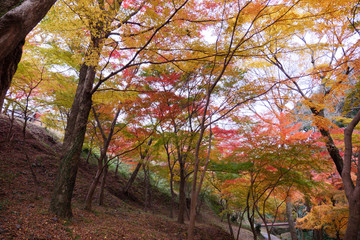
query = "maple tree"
xmin=152 ymin=131 xmax=178 ymax=219
xmin=231 ymin=0 xmax=360 ymax=238
xmin=122 ymin=135 xmax=153 ymax=196
xmin=297 ymin=187 xmax=348 ymax=240
xmin=86 ymin=78 xmax=159 ymax=209
xmin=142 ymin=60 xmax=262 ymax=225
xmin=184 ymin=0 xmax=327 ymax=238
xmin=252 ymin=2 xmax=360 ymax=238
xmin=4 ymin=57 xmax=51 ymax=200
xmin=42 ymin=0 xmax=204 ymax=218
xmin=137 ymin=65 xmax=206 ymax=223
xmin=213 ymin=112 xmax=329 ymax=239
xmin=83 ymin=106 xmax=122 ymax=211
xmin=125 ymin=60 xmax=245 ymax=224
xmin=3 ymin=0 xmax=360 ymax=238
xmin=83 ymin=66 xmax=146 ymax=210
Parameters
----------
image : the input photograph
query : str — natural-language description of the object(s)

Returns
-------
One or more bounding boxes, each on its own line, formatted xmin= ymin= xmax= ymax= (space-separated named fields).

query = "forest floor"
xmin=0 ymin=114 xmax=255 ymax=240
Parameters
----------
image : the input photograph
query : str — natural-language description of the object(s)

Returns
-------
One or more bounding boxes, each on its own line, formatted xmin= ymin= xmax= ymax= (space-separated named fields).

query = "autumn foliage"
xmin=3 ymin=0 xmax=360 ymax=239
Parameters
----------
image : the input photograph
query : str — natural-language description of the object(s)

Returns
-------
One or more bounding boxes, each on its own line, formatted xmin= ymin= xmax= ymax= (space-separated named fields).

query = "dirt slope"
xmin=0 ymin=115 xmax=233 ymax=240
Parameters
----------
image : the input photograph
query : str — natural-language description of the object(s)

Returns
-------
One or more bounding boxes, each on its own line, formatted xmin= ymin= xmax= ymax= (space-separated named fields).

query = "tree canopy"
xmin=2 ymin=0 xmax=360 ymax=239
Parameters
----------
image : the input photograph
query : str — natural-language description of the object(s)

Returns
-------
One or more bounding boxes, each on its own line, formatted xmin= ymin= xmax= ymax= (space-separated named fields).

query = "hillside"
xmin=0 ymin=114 xmax=234 ymax=240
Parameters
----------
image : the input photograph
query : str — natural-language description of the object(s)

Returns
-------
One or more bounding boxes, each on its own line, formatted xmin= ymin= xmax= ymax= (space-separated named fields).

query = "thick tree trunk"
xmin=342 ymin=110 xmax=360 ymax=239
xmin=313 ymin=228 xmax=323 ymax=240
xmin=49 ymin=64 xmax=95 ymax=218
xmin=0 ymin=39 xmax=24 ymax=112
xmin=0 ymin=0 xmax=57 ymax=58
xmin=98 ymin=164 xmax=108 ymax=206
xmin=0 ymin=0 xmax=57 ymax=109
xmin=0 ymin=0 xmax=23 ymax=15
xmin=123 ymin=162 xmax=142 ymax=194
xmin=49 ymin=128 xmax=89 ymax=218
xmin=286 ymin=198 xmax=297 ymax=240
xmin=344 ymin=196 xmax=360 ymax=240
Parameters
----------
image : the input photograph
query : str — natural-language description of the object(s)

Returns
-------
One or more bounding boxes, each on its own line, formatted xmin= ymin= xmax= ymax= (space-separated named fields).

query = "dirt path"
xmin=198 ymin=206 xmax=284 ymax=240
xmin=199 ymin=207 xmax=254 ymax=240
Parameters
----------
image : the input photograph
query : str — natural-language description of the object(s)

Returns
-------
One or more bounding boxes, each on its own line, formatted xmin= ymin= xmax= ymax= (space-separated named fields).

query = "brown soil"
xmin=0 ymin=115 xmax=234 ymax=240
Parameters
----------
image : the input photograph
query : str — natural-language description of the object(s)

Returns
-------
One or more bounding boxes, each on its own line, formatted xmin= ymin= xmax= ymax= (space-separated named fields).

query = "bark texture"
xmin=0 ymin=0 xmax=57 ymax=111
xmin=143 ymin=163 xmax=152 ymax=210
xmin=286 ymin=198 xmax=298 ymax=240
xmin=49 ymin=64 xmax=95 ymax=218
xmin=226 ymin=213 xmax=234 ymax=239
xmin=123 ymin=138 xmax=152 ymax=194
xmin=177 ymin=158 xmax=186 ymax=224
xmin=0 ymin=39 xmax=24 ymax=112
xmin=85 ymin=107 xmax=120 ymax=210
xmin=98 ymin=164 xmax=108 ymax=206
xmin=0 ymin=0 xmax=57 ymax=58
xmin=123 ymin=162 xmax=142 ymax=194
xmin=169 ymin=171 xmax=175 ymax=218
xmin=84 ymin=166 xmax=102 ymax=210
xmin=310 ymin=107 xmax=343 ymax=175
xmin=342 ymin=110 xmax=360 ymax=240
xmin=0 ymin=0 xmax=23 ymax=16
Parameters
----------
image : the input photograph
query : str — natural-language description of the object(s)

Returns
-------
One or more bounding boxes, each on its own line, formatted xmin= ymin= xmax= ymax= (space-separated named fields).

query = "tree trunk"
xmin=286 ymin=198 xmax=297 ymax=240
xmin=0 ymin=0 xmax=57 ymax=58
xmin=164 ymin=142 xmax=176 ymax=218
xmin=196 ymin=194 xmax=204 ymax=216
xmin=188 ymin=126 xmax=212 ymax=239
xmin=0 ymin=39 xmax=24 ymax=112
xmin=344 ymin=197 xmax=360 ymax=239
xmin=5 ymin=106 xmax=15 ymax=141
xmin=143 ymin=163 xmax=151 ymax=210
xmin=123 ymin=162 xmax=142 ymax=194
xmin=85 ymin=148 xmax=92 ymax=164
xmin=0 ymin=0 xmax=57 ymax=110
xmin=177 ymin=160 xmax=186 ymax=224
xmin=114 ymin=159 xmax=119 ymax=177
xmin=310 ymin=108 xmax=343 ymax=176
xmin=98 ymin=163 xmax=108 ymax=206
xmin=342 ymin=110 xmax=360 ymax=239
xmin=85 ymin=105 xmax=120 ymax=210
xmin=49 ymin=64 xmax=95 ymax=218
xmin=247 ymin=207 xmax=257 ymax=240
xmin=84 ymin=166 xmax=103 ymax=211
xmin=313 ymin=228 xmax=323 ymax=240
xmin=123 ymin=138 xmax=152 ymax=194
xmin=169 ymin=171 xmax=175 ymax=218
xmin=0 ymin=0 xmax=23 ymax=15
xmin=236 ymin=210 xmax=246 ymax=240
xmin=226 ymin=213 xmax=235 ymax=239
